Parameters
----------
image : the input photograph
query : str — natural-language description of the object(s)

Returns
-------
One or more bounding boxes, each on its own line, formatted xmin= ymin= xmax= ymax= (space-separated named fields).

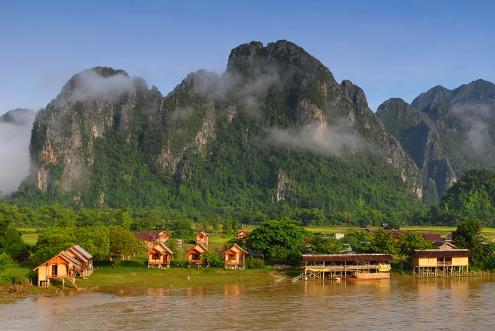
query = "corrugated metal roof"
xmin=302 ymin=253 xmax=392 ymax=262
xmin=73 ymin=245 xmax=92 ymax=259
xmin=67 ymin=245 xmax=92 ymax=264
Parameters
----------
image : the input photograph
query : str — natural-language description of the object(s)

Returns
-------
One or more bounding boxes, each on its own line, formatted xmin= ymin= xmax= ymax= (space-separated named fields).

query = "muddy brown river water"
xmin=1 ymin=277 xmax=494 ymax=330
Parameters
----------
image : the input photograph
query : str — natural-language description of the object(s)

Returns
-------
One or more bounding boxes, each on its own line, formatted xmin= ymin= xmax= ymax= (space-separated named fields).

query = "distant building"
xmin=433 ymin=241 xmax=457 ymax=250
xmin=196 ymin=231 xmax=209 ymax=247
xmin=365 ymin=228 xmax=442 ymax=243
xmin=67 ymin=245 xmax=94 ymax=278
xmin=134 ymin=231 xmax=170 ymax=248
xmin=147 ymin=242 xmax=173 ymax=268
xmin=223 ymin=244 xmax=248 ymax=270
xmin=413 ymin=248 xmax=469 ymax=277
xmin=186 ymin=244 xmax=208 ymax=267
xmin=332 ymin=233 xmax=345 ymax=240
xmin=236 ymin=230 xmax=250 ymax=241
xmin=301 ymin=254 xmax=392 ymax=280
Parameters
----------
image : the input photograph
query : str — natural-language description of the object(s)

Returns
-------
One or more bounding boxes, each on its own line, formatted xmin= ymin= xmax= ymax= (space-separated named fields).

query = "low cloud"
xmin=57 ymin=70 xmax=135 ymax=106
xmin=186 ymin=65 xmax=282 ymax=118
xmin=451 ymin=103 xmax=494 ymax=151
xmin=266 ymin=119 xmax=367 ymax=156
xmin=0 ymin=110 xmax=35 ymax=195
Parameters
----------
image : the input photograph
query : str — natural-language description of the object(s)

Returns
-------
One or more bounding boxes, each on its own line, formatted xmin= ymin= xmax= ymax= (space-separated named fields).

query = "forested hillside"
xmin=12 ymin=40 xmax=425 ymax=223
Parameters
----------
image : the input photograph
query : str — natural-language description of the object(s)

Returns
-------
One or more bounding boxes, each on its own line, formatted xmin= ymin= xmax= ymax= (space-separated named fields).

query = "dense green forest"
xmin=3 ymin=169 xmax=495 ymax=229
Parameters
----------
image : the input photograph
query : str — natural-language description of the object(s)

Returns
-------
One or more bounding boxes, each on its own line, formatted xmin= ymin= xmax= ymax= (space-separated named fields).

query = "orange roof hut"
xmin=223 ymin=244 xmax=248 ymax=270
xmin=186 ymin=244 xmax=208 ymax=267
xmin=33 ymin=251 xmax=82 ymax=287
xmin=148 ymin=242 xmax=174 ymax=269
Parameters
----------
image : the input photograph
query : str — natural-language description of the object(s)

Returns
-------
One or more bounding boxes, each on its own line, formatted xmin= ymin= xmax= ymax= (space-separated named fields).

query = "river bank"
xmin=1 ymin=266 xmax=280 ymax=298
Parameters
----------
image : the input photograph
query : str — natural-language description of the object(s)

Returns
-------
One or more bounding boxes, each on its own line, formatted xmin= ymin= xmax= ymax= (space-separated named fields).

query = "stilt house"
xmin=186 ymin=244 xmax=208 ymax=267
xmin=67 ymin=245 xmax=94 ymax=278
xmin=148 ymin=242 xmax=173 ymax=268
xmin=413 ymin=249 xmax=469 ymax=277
xmin=223 ymin=244 xmax=248 ymax=269
xmin=301 ymin=254 xmax=392 ymax=280
xmin=33 ymin=251 xmax=82 ymax=287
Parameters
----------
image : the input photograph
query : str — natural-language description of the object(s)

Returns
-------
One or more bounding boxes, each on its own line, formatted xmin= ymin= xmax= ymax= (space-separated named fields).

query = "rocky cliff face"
xmin=377 ymin=79 xmax=495 ymax=204
xmin=29 ymin=67 xmax=162 ymax=196
xmin=377 ymin=98 xmax=456 ymax=204
xmin=411 ymin=79 xmax=495 ymax=175
xmin=18 ymin=41 xmax=424 ymax=217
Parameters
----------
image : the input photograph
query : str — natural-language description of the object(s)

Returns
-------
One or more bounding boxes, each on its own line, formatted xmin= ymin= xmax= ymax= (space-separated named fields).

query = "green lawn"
xmin=21 ymin=233 xmax=39 ymax=246
xmin=18 ymin=228 xmax=39 ymax=246
xmin=76 ymin=266 xmax=272 ymax=290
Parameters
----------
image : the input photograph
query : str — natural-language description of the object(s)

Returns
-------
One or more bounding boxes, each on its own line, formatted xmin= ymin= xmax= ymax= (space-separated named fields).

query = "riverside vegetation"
xmin=2 ymin=169 xmax=495 ymax=292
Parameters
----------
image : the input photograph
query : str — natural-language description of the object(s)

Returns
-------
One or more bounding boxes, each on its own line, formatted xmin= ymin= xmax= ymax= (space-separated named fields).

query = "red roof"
xmin=134 ymin=231 xmax=160 ymax=241
xmin=365 ymin=228 xmax=442 ymax=243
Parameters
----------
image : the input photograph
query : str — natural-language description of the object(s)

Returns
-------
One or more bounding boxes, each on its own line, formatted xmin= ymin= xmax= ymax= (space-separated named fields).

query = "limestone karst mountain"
xmin=14 ymin=40 xmax=468 ymax=219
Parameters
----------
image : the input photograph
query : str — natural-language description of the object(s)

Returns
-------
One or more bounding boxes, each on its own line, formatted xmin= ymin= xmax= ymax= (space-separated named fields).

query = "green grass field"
xmin=76 ymin=266 xmax=272 ymax=290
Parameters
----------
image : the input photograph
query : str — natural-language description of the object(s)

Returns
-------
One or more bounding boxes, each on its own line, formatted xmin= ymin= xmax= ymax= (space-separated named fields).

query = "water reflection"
xmin=1 ymin=277 xmax=494 ymax=330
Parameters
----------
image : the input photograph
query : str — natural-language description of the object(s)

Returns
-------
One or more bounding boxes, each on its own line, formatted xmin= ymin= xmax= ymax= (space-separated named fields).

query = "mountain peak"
xmin=0 ymin=108 xmax=35 ymax=126
xmin=411 ymin=85 xmax=452 ymax=110
xmin=227 ymin=40 xmax=336 ymax=85
xmin=412 ymin=79 xmax=495 ymax=111
xmin=55 ymin=67 xmax=138 ymax=106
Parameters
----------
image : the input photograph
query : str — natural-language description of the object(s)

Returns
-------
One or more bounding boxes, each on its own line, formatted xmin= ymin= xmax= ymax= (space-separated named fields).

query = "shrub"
xmin=246 ymin=257 xmax=264 ymax=269
xmin=204 ymin=251 xmax=223 ymax=268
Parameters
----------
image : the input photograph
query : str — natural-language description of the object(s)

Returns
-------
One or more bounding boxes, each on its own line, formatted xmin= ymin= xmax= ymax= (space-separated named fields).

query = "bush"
xmin=204 ymin=251 xmax=223 ymax=268
xmin=170 ymin=260 xmax=188 ymax=268
xmin=246 ymin=257 xmax=264 ymax=269
xmin=115 ymin=259 xmax=147 ymax=268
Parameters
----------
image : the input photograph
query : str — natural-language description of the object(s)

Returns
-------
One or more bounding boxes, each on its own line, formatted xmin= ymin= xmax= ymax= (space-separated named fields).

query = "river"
xmin=0 ymin=277 xmax=494 ymax=330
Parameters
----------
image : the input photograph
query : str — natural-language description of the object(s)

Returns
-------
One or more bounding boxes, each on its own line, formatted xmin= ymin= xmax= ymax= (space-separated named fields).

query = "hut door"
xmin=52 ymin=265 xmax=58 ymax=276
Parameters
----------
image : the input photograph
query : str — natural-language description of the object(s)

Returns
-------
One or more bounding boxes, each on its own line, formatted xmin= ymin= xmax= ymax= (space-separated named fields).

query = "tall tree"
xmin=452 ymin=219 xmax=484 ymax=265
xmin=248 ymin=217 xmax=308 ymax=262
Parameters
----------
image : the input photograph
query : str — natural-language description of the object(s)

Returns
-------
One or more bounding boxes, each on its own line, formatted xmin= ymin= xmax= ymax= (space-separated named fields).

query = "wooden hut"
xmin=148 ymin=242 xmax=174 ymax=268
xmin=236 ymin=230 xmax=249 ymax=241
xmin=196 ymin=231 xmax=209 ymax=247
xmin=223 ymin=244 xmax=248 ymax=269
xmin=67 ymin=245 xmax=94 ymax=278
xmin=33 ymin=251 xmax=82 ymax=287
xmin=186 ymin=244 xmax=208 ymax=267
xmin=413 ymin=249 xmax=469 ymax=277
xmin=301 ymin=254 xmax=392 ymax=280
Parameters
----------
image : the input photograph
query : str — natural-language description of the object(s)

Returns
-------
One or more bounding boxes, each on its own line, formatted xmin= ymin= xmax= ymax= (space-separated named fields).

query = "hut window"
xmin=52 ymin=265 xmax=58 ymax=276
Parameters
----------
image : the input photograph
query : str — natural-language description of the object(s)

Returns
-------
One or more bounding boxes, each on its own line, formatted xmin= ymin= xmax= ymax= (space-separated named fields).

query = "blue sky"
xmin=1 ymin=0 xmax=494 ymax=113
